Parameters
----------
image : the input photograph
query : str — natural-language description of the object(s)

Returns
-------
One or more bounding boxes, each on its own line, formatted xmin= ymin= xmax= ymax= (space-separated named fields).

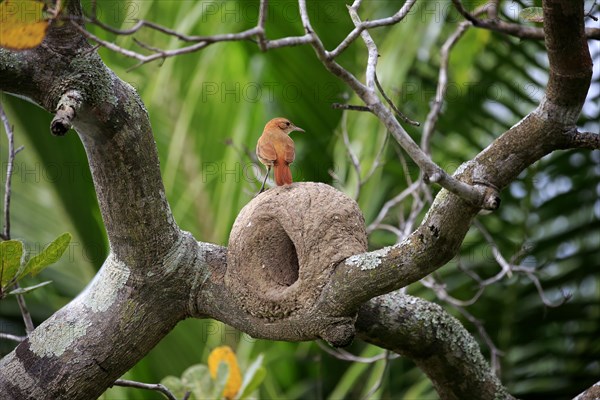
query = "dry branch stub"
xmin=226 ymin=182 xmax=367 ymax=345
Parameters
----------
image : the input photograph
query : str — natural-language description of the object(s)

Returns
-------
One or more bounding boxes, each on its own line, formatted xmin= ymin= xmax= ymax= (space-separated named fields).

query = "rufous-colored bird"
xmin=256 ymin=117 xmax=304 ymax=193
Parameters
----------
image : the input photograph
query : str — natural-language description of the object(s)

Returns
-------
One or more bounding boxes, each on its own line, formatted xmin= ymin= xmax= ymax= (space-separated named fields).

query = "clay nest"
xmin=226 ymin=182 xmax=368 ymax=323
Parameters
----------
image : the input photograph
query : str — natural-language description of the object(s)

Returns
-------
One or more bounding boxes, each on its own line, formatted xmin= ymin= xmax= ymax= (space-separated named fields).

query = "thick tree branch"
xmin=561 ymin=130 xmax=600 ymax=149
xmin=574 ymin=380 xmax=600 ymax=400
xmin=356 ymin=293 xmax=515 ymax=400
xmin=535 ymin=0 xmax=593 ymax=124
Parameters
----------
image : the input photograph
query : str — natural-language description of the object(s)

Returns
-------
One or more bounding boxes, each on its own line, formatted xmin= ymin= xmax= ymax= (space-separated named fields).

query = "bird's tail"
xmin=274 ymin=162 xmax=293 ymax=186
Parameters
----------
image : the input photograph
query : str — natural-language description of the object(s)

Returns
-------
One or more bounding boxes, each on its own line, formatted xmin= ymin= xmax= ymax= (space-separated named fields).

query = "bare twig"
xmin=475 ymin=220 xmax=513 ymax=279
xmin=361 ymin=351 xmax=392 ymax=400
xmin=75 ymin=2 xmax=314 ymax=66
xmin=257 ymin=0 xmax=269 ymax=51
xmin=331 ymin=103 xmax=371 ymax=112
xmin=421 ymin=21 xmax=471 ymax=155
xmin=421 ymin=276 xmax=485 ymax=308
xmin=367 ymin=180 xmax=421 ymax=234
xmin=0 ymin=102 xmax=35 ymax=335
xmin=341 ymin=113 xmax=361 ymax=200
xmin=485 ymin=0 xmax=500 ymax=20
xmin=72 ymin=22 xmax=263 ymax=69
xmin=450 ymin=0 xmax=600 ymax=40
xmin=0 ymin=332 xmax=26 ymax=342
xmin=113 ymin=379 xmax=178 ymax=400
xmin=361 ymin=131 xmax=388 ymax=185
xmin=450 ymin=0 xmax=480 ymax=25
xmin=422 ymin=3 xmax=496 ymax=153
xmin=81 ymin=14 xmax=227 ymax=42
xmin=328 ymin=0 xmax=418 ymax=58
xmin=13 ymin=290 xmax=35 ymax=335
xmin=519 ymin=267 xmax=572 ymax=308
xmin=374 ymin=74 xmax=420 ymax=127
xmin=264 ymin=34 xmax=314 ymax=50
xmin=347 ymin=2 xmax=378 ymax=92
xmin=0 ymin=103 xmax=14 ymax=241
xmin=133 ymin=38 xmax=164 ymax=54
xmin=317 ymin=340 xmax=398 ymax=363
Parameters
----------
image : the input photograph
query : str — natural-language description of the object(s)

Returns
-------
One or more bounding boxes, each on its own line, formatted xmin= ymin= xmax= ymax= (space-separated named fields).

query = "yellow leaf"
xmin=208 ymin=346 xmax=242 ymax=400
xmin=0 ymin=0 xmax=49 ymax=50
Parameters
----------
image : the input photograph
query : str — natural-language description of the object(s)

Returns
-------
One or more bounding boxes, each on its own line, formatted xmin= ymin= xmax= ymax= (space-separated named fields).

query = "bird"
xmin=256 ymin=117 xmax=304 ymax=194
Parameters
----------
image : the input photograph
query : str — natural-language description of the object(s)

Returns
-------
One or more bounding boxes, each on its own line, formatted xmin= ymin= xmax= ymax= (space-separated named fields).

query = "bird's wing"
xmin=257 ymin=136 xmax=277 ymax=163
xmin=283 ymin=140 xmax=295 ymax=164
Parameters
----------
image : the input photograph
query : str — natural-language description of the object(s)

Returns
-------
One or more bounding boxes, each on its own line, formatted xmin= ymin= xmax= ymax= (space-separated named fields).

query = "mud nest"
xmin=226 ymin=182 xmax=368 ymax=322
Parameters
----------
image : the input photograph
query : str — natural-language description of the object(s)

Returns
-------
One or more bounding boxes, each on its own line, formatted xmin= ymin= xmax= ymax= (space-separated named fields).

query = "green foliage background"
xmin=0 ymin=1 xmax=598 ymax=399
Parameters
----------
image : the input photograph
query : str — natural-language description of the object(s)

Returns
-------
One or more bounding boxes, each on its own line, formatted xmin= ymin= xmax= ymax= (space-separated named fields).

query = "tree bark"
xmin=356 ymin=293 xmax=514 ymax=400
xmin=0 ymin=0 xmax=594 ymax=399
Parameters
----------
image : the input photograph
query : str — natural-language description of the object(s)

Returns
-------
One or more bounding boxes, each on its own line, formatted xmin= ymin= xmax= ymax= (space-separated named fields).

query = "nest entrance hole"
xmin=256 ymin=218 xmax=299 ymax=287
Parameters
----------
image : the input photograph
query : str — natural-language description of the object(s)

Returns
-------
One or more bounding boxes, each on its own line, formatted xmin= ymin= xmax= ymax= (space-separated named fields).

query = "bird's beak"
xmin=292 ymin=125 xmax=305 ymax=133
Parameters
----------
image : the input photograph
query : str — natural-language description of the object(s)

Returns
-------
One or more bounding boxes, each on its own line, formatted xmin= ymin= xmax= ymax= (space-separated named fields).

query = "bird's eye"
xmin=286 ymin=122 xmax=290 ymax=126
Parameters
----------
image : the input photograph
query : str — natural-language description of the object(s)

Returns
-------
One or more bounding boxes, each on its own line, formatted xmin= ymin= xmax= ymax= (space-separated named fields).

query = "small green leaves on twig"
xmin=0 ymin=240 xmax=23 ymax=287
xmin=0 ymin=232 xmax=71 ymax=299
xmin=22 ymin=232 xmax=72 ymax=277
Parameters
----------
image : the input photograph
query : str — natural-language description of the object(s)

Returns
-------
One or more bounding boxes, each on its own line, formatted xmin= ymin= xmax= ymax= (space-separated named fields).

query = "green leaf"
xmin=520 ymin=7 xmax=544 ymax=23
xmin=236 ymin=354 xmax=265 ymax=400
xmin=210 ymin=362 xmax=230 ymax=400
xmin=1 ymin=240 xmax=24 ymax=287
xmin=22 ymin=232 xmax=71 ymax=278
xmin=7 ymin=280 xmax=52 ymax=295
xmin=182 ymin=364 xmax=211 ymax=399
xmin=160 ymin=376 xmax=188 ymax=399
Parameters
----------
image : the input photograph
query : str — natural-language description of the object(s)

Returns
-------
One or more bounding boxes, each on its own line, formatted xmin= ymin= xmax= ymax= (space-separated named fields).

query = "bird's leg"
xmin=257 ymin=166 xmax=271 ymax=195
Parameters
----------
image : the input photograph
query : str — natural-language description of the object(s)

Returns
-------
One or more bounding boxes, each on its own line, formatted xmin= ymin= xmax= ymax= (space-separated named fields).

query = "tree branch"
xmin=421 ymin=21 xmax=471 ymax=155
xmin=451 ymin=0 xmax=600 ymax=40
xmin=574 ymin=380 xmax=600 ymax=400
xmin=561 ymin=130 xmax=600 ymax=149
xmin=113 ymin=379 xmax=179 ymax=400
xmin=0 ymin=332 xmax=26 ymax=343
xmin=328 ymin=0 xmax=418 ymax=58
xmin=356 ymin=292 xmax=515 ymax=400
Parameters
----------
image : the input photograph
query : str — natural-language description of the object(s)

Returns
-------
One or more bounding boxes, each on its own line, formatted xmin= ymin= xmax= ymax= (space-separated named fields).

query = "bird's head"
xmin=266 ymin=117 xmax=305 ymax=135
